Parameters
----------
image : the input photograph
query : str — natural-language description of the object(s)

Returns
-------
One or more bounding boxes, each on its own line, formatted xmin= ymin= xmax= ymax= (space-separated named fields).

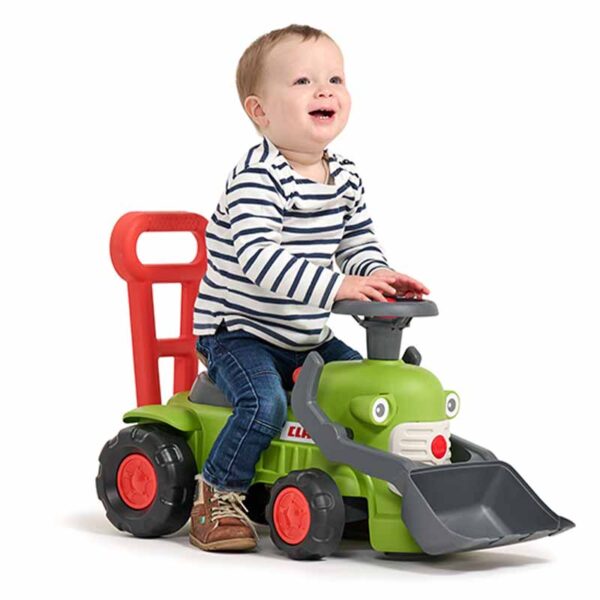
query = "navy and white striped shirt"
xmin=193 ymin=135 xmax=390 ymax=350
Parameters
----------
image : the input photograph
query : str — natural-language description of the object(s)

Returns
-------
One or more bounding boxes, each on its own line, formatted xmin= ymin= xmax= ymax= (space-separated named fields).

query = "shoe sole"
xmin=189 ymin=533 xmax=257 ymax=552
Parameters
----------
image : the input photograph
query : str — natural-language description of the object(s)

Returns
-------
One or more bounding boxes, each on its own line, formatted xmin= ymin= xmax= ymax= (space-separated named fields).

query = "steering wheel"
xmin=332 ymin=297 xmax=438 ymax=318
xmin=331 ymin=297 xmax=439 ymax=360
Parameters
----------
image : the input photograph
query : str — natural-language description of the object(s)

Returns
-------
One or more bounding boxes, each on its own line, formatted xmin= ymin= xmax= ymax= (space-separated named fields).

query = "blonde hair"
xmin=236 ymin=24 xmax=334 ymax=133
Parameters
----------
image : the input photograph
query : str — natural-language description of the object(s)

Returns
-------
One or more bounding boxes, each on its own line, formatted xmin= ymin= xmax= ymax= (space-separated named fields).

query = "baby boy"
xmin=190 ymin=24 xmax=429 ymax=552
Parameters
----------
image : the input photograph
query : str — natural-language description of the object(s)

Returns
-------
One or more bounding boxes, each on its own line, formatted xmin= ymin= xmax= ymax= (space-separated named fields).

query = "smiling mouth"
xmin=309 ymin=109 xmax=335 ymax=120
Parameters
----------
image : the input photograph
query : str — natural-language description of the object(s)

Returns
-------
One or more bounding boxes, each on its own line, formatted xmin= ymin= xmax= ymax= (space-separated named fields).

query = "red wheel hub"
xmin=117 ymin=453 xmax=158 ymax=510
xmin=273 ymin=486 xmax=311 ymax=545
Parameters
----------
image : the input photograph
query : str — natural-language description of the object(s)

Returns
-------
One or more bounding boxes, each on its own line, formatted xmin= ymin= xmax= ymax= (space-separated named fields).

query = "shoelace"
xmin=211 ymin=489 xmax=259 ymax=541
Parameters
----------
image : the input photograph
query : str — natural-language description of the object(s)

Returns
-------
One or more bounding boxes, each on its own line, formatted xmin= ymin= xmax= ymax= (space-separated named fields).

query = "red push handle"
xmin=110 ymin=211 xmax=208 ymax=406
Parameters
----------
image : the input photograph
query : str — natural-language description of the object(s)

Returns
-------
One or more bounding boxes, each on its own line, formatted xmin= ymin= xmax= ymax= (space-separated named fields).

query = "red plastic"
xmin=273 ymin=486 xmax=311 ymax=545
xmin=431 ymin=435 xmax=448 ymax=459
xmin=292 ymin=367 xmax=302 ymax=384
xmin=110 ymin=211 xmax=208 ymax=406
xmin=117 ymin=453 xmax=158 ymax=509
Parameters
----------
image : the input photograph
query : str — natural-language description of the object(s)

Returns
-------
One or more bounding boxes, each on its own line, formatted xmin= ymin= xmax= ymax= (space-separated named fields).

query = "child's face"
xmin=247 ymin=35 xmax=351 ymax=153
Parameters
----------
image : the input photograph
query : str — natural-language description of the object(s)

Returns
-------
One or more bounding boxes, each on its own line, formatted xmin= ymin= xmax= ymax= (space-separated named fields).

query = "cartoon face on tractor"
xmin=315 ymin=357 xmax=460 ymax=497
xmin=97 ymin=212 xmax=573 ymax=561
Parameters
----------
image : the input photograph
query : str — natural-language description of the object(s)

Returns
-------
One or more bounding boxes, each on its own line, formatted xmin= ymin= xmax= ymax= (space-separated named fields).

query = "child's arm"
xmin=224 ymin=166 xmax=344 ymax=311
xmin=334 ymin=179 xmax=430 ymax=299
xmin=334 ymin=178 xmax=390 ymax=276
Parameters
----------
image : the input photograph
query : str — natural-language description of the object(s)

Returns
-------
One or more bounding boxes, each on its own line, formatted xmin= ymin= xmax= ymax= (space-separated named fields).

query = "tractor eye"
xmin=445 ymin=392 xmax=460 ymax=418
xmin=372 ymin=398 xmax=390 ymax=423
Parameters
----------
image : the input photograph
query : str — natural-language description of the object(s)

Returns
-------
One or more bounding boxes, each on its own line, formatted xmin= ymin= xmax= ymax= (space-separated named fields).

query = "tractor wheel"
xmin=96 ymin=424 xmax=196 ymax=538
xmin=266 ymin=469 xmax=345 ymax=560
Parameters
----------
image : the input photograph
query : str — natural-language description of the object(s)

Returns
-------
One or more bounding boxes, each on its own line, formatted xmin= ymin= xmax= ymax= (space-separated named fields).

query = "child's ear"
xmin=244 ymin=95 xmax=268 ymax=128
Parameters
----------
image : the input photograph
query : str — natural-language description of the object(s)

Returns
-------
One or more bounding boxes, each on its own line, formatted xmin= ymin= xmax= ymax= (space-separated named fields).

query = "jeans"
xmin=196 ymin=322 xmax=362 ymax=492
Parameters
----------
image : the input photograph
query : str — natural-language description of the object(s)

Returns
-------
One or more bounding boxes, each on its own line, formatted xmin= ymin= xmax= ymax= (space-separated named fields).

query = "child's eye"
xmin=330 ymin=76 xmax=343 ymax=84
xmin=294 ymin=77 xmax=310 ymax=85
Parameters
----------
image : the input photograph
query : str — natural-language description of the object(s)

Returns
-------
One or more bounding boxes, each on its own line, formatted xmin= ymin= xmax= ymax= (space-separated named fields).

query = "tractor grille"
xmin=388 ymin=420 xmax=451 ymax=497
xmin=388 ymin=420 xmax=451 ymax=466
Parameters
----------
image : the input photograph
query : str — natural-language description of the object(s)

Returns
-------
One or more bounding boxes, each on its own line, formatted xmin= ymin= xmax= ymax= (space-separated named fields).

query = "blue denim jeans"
xmin=196 ymin=322 xmax=362 ymax=492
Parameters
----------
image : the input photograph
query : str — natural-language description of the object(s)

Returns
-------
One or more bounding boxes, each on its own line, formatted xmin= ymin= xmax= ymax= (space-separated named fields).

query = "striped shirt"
xmin=193 ymin=134 xmax=390 ymax=350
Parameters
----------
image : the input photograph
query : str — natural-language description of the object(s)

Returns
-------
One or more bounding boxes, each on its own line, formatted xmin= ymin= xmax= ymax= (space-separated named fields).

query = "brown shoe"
xmin=189 ymin=475 xmax=258 ymax=551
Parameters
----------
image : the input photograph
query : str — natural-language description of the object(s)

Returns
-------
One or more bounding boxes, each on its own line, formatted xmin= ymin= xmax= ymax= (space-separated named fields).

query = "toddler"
xmin=190 ymin=24 xmax=429 ymax=552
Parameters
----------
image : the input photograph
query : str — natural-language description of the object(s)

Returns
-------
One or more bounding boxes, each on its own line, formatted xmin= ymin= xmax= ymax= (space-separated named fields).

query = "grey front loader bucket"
xmin=402 ymin=460 xmax=574 ymax=555
xmin=292 ymin=351 xmax=574 ymax=556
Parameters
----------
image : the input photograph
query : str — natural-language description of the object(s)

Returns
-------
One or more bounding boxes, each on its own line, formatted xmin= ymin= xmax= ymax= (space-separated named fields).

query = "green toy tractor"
xmin=96 ymin=211 xmax=574 ymax=559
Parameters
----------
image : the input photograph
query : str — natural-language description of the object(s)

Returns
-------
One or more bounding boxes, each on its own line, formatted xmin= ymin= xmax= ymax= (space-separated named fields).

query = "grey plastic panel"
xmin=403 ymin=462 xmax=575 ymax=554
xmin=188 ymin=372 xmax=231 ymax=407
xmin=332 ymin=298 xmax=438 ymax=318
xmin=450 ymin=435 xmax=498 ymax=462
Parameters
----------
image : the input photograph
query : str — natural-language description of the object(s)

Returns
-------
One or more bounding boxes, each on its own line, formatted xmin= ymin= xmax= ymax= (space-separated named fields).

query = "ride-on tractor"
xmin=97 ymin=211 xmax=574 ymax=559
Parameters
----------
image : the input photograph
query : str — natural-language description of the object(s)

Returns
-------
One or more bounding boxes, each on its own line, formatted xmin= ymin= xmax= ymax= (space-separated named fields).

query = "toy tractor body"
xmin=97 ymin=212 xmax=573 ymax=559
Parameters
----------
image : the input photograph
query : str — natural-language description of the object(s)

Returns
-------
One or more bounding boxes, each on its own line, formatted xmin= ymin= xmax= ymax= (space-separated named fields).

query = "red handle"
xmin=110 ymin=211 xmax=208 ymax=406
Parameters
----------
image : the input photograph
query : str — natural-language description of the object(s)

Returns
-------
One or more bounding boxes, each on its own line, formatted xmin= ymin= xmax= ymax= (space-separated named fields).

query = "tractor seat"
xmin=189 ymin=351 xmax=292 ymax=408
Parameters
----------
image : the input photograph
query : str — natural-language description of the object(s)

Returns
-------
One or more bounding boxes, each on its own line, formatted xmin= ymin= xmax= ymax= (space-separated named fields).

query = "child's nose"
xmin=316 ymin=89 xmax=333 ymax=98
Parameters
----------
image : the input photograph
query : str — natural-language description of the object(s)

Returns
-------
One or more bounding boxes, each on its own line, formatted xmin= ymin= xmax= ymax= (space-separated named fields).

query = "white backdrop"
xmin=2 ymin=1 xmax=598 ymax=598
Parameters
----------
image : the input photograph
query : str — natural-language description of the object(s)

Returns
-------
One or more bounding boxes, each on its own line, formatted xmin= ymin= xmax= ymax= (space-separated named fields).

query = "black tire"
xmin=245 ymin=483 xmax=271 ymax=525
xmin=266 ymin=469 xmax=345 ymax=560
xmin=96 ymin=424 xmax=196 ymax=538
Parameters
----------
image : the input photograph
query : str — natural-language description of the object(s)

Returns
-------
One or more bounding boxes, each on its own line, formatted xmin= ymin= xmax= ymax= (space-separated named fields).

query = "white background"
xmin=1 ymin=1 xmax=598 ymax=598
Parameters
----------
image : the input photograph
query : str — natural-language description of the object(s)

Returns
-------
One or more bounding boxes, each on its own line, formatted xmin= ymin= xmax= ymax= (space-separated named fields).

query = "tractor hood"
xmin=312 ymin=356 xmax=460 ymax=469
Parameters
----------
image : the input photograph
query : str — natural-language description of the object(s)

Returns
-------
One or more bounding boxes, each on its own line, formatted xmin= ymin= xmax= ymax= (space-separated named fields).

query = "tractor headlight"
xmin=372 ymin=398 xmax=390 ymax=423
xmin=445 ymin=391 xmax=460 ymax=418
xmin=350 ymin=394 xmax=396 ymax=426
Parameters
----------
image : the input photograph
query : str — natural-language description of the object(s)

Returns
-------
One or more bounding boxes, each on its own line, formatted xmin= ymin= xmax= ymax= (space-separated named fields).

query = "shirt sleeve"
xmin=334 ymin=178 xmax=390 ymax=276
xmin=225 ymin=166 xmax=344 ymax=311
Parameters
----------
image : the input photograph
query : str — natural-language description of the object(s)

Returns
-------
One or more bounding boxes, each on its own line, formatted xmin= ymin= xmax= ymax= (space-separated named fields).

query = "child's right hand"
xmin=335 ymin=274 xmax=397 ymax=302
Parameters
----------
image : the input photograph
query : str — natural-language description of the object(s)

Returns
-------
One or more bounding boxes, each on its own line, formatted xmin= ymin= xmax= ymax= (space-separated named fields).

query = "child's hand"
xmin=335 ymin=274 xmax=397 ymax=302
xmin=371 ymin=268 xmax=430 ymax=300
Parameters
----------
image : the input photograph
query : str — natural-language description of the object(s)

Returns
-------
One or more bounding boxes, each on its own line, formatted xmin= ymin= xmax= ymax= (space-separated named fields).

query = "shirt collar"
xmin=261 ymin=134 xmax=331 ymax=168
xmin=261 ymin=135 xmax=351 ymax=207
